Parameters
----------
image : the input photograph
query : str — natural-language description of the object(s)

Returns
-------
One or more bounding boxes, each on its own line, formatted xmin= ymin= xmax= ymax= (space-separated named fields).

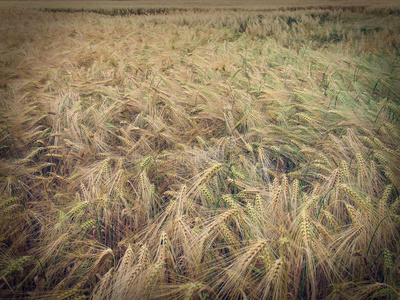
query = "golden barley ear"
xmin=189 ymin=162 xmax=224 ymax=194
xmin=91 ymin=267 xmax=115 ymax=300
xmin=93 ymin=248 xmax=113 ymax=273
xmin=116 ymin=246 xmax=133 ymax=282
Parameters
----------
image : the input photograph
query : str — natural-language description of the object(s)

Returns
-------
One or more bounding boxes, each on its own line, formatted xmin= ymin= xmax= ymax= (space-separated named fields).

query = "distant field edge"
xmin=1 ymin=0 xmax=400 ymax=11
xmin=33 ymin=6 xmax=400 ymax=17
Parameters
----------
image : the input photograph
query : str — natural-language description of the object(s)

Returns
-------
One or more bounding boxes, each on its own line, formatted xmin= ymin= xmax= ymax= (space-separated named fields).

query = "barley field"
xmin=1 ymin=1 xmax=400 ymax=299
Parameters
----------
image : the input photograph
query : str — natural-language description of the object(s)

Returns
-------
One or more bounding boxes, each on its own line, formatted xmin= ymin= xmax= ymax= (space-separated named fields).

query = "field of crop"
xmin=1 ymin=2 xmax=400 ymax=299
